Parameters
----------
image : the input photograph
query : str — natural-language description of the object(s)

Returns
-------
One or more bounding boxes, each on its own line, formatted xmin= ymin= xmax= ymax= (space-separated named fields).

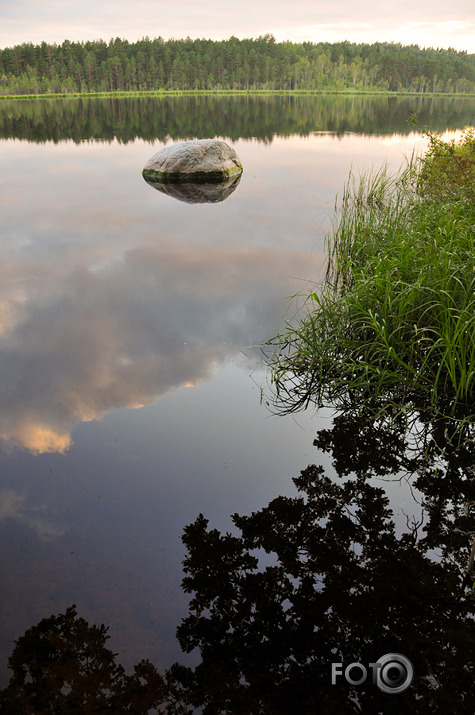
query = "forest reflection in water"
xmin=1 ymin=93 xmax=475 ymax=712
xmin=1 ymin=93 xmax=474 ymax=144
xmin=2 ymin=399 xmax=475 ymax=714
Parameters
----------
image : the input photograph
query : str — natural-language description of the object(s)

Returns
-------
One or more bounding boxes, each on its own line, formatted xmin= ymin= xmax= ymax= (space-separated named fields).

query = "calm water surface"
xmin=0 ymin=95 xmax=474 ymax=692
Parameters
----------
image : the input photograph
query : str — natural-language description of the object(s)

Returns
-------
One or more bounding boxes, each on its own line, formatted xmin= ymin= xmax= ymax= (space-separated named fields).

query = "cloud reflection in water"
xmin=0 ymin=243 xmax=313 ymax=453
xmin=0 ymin=130 xmax=425 ymax=454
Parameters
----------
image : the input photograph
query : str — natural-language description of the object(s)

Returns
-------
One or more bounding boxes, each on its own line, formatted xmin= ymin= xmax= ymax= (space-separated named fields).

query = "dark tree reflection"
xmin=3 ymin=408 xmax=475 ymax=713
xmin=175 ymin=463 xmax=475 ymax=714
xmin=0 ymin=605 xmax=189 ymax=714
xmin=314 ymin=406 xmax=475 ymax=561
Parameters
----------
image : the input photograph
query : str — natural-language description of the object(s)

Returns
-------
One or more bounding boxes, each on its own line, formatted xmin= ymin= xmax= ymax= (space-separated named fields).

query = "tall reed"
xmin=266 ymin=128 xmax=475 ymax=419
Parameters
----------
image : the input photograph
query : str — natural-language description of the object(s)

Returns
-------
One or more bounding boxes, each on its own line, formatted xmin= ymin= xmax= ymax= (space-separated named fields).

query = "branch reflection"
xmin=3 ymin=406 xmax=475 ymax=713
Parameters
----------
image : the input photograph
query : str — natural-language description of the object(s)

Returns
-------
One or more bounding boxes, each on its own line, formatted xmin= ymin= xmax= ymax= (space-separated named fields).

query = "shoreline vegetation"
xmin=265 ymin=125 xmax=475 ymax=423
xmin=1 ymin=88 xmax=475 ymax=101
xmin=0 ymin=36 xmax=474 ymax=97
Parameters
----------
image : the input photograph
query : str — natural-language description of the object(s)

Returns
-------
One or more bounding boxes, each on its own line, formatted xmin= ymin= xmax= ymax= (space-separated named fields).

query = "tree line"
xmin=0 ymin=34 xmax=474 ymax=96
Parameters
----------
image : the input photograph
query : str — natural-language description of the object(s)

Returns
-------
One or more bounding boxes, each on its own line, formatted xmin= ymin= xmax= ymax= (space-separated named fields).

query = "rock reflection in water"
xmin=143 ymin=173 xmax=241 ymax=204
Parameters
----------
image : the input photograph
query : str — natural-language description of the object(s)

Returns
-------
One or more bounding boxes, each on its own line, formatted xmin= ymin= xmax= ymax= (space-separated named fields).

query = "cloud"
xmin=0 ymin=0 xmax=473 ymax=51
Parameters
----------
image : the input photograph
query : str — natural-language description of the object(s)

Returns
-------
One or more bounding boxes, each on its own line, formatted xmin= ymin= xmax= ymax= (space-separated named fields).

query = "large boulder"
xmin=142 ymin=139 xmax=243 ymax=184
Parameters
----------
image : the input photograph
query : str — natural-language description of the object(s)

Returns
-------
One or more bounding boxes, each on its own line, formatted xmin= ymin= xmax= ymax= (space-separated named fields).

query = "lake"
xmin=0 ymin=94 xmax=474 ymax=708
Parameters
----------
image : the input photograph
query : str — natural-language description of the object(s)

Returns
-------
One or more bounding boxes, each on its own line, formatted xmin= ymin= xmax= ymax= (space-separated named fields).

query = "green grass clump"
xmin=266 ymin=127 xmax=475 ymax=419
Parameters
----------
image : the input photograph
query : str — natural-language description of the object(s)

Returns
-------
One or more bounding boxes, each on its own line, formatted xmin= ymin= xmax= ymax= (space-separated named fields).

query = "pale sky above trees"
xmin=1 ymin=0 xmax=474 ymax=52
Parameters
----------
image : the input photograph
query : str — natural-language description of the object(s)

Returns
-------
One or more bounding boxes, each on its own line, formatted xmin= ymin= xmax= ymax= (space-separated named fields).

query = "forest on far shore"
xmin=0 ymin=34 xmax=474 ymax=96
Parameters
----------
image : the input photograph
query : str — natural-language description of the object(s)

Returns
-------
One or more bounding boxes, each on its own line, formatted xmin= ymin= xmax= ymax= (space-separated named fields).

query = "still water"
xmin=0 ymin=94 xmax=474 ymax=706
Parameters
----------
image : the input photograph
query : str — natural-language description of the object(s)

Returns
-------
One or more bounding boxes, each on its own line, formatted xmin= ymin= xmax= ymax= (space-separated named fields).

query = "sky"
xmin=1 ymin=0 xmax=474 ymax=53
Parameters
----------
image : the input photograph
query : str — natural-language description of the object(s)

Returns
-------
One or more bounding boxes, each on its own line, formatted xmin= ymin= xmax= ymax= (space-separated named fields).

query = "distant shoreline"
xmin=1 ymin=89 xmax=475 ymax=101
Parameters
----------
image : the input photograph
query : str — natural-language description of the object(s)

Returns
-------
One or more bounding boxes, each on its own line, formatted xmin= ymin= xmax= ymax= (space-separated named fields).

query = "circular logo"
xmin=375 ymin=653 xmax=414 ymax=694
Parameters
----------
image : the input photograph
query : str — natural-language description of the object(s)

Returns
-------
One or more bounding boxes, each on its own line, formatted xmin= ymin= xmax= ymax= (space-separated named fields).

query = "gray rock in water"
xmin=142 ymin=139 xmax=243 ymax=183
xmin=144 ymin=173 xmax=241 ymax=204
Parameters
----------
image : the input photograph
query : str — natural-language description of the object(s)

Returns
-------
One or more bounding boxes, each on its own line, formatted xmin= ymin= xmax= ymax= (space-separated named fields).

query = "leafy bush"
xmin=418 ymin=125 xmax=475 ymax=202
